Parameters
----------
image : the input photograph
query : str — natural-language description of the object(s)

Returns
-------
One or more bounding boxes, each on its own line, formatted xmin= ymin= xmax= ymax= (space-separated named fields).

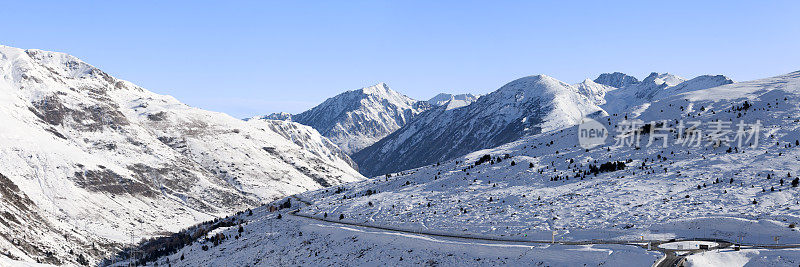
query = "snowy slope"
xmin=573 ymin=78 xmax=616 ymax=105
xmin=136 ymin=200 xmax=662 ymax=267
xmin=246 ymin=118 xmax=359 ymax=171
xmin=298 ymin=70 xmax=800 ymax=247
xmin=352 ymin=75 xmax=606 ymax=177
xmin=248 ymin=112 xmax=292 ymax=121
xmin=594 ymin=72 xmax=640 ymax=88
xmin=291 ymin=83 xmax=430 ymax=154
xmin=140 ymin=71 xmax=800 ymax=267
xmin=601 ymin=72 xmax=732 ymax=115
xmin=426 ymin=93 xmax=480 ymax=110
xmin=0 ymin=45 xmax=363 ymax=265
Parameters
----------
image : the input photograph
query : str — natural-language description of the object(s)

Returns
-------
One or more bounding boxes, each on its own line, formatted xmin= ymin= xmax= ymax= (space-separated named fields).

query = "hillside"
xmin=304 ymin=70 xmax=800 ymax=245
xmin=139 ymin=71 xmax=800 ymax=267
xmin=291 ymin=83 xmax=430 ymax=154
xmin=0 ymin=45 xmax=363 ymax=265
xmin=352 ymin=75 xmax=606 ymax=177
xmin=426 ymin=93 xmax=480 ymax=110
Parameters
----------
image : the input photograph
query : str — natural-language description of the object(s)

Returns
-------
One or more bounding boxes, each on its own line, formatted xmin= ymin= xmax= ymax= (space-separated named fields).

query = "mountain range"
xmin=348 ymin=72 xmax=732 ymax=176
xmin=137 ymin=70 xmax=800 ymax=266
xmin=3 ymin=44 xmax=785 ymax=266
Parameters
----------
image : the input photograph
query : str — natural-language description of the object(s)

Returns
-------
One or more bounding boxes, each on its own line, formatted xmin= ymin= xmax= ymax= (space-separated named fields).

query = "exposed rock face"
xmin=353 ymin=75 xmax=604 ymax=177
xmin=426 ymin=93 xmax=480 ymax=110
xmin=594 ymin=72 xmax=640 ymax=88
xmin=292 ymin=83 xmax=430 ymax=154
xmin=0 ymin=45 xmax=363 ymax=264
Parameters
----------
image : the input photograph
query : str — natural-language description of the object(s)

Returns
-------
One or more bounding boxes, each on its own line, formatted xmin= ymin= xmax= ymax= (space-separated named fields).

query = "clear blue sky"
xmin=2 ymin=1 xmax=799 ymax=118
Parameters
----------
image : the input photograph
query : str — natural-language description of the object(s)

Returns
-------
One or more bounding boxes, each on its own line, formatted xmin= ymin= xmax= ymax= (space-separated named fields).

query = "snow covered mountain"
xmin=247 ymin=112 xmax=292 ymax=121
xmin=594 ymin=72 xmax=640 ymax=88
xmin=573 ymin=78 xmax=616 ymax=105
xmin=352 ymin=72 xmax=732 ymax=177
xmin=291 ymin=83 xmax=430 ymax=154
xmin=352 ymin=75 xmax=605 ymax=177
xmin=322 ymin=70 xmax=800 ymax=245
xmin=602 ymin=72 xmax=733 ymax=115
xmin=141 ymin=70 xmax=800 ymax=267
xmin=426 ymin=93 xmax=480 ymax=110
xmin=0 ymin=45 xmax=362 ymax=265
xmin=247 ymin=118 xmax=358 ymax=171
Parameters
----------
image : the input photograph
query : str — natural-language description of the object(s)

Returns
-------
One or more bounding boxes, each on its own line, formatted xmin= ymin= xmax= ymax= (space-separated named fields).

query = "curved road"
xmin=287 ymin=197 xmax=800 ymax=267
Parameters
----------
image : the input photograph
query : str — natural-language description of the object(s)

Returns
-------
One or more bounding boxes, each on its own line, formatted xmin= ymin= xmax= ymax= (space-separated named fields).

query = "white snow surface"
xmin=0 ymin=45 xmax=363 ymax=265
xmin=352 ymin=74 xmax=608 ymax=176
xmin=305 ymin=70 xmax=800 ymax=246
xmin=427 ymin=93 xmax=481 ymax=110
xmin=290 ymin=83 xmax=430 ymax=154
xmin=130 ymin=70 xmax=800 ymax=267
xmin=684 ymin=248 xmax=800 ymax=267
xmin=141 ymin=204 xmax=661 ymax=267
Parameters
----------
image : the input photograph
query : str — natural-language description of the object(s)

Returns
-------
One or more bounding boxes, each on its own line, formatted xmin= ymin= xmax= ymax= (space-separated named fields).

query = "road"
xmin=287 ymin=197 xmax=774 ymax=267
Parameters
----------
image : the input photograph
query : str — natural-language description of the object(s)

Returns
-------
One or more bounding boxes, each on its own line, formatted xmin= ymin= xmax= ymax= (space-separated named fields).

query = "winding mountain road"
xmin=287 ymin=196 xmax=798 ymax=267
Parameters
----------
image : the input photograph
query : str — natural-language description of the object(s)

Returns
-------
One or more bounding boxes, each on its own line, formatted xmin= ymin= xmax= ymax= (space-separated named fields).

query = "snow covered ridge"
xmin=426 ymin=93 xmax=481 ymax=110
xmin=296 ymin=70 xmax=800 ymax=257
xmin=0 ymin=45 xmax=363 ymax=265
xmin=594 ymin=72 xmax=640 ymax=88
xmin=281 ymin=83 xmax=431 ymax=155
xmin=601 ymin=72 xmax=733 ymax=115
xmin=247 ymin=112 xmax=292 ymax=121
xmin=351 ymin=71 xmax=730 ymax=177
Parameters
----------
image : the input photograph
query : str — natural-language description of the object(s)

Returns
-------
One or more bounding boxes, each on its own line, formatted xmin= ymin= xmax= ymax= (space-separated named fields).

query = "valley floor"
xmin=142 ymin=206 xmax=662 ymax=267
xmin=131 ymin=200 xmax=800 ymax=267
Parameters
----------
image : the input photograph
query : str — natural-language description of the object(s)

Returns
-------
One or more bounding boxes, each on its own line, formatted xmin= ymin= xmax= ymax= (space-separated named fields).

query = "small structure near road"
xmin=658 ymin=240 xmax=719 ymax=250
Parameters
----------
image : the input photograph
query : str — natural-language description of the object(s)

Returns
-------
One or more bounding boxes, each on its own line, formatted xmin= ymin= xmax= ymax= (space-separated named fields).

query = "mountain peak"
xmin=497 ymin=74 xmax=573 ymax=97
xmin=358 ymin=83 xmax=392 ymax=95
xmin=642 ymin=72 xmax=685 ymax=87
xmin=574 ymin=78 xmax=615 ymax=105
xmin=293 ymin=83 xmax=429 ymax=154
xmin=427 ymin=93 xmax=480 ymax=110
xmin=594 ymin=72 xmax=640 ymax=88
xmin=247 ymin=112 xmax=293 ymax=121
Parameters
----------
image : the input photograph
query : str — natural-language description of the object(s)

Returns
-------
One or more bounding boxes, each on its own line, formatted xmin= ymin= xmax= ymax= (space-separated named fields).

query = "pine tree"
xmin=792 ymin=178 xmax=799 ymax=187
xmin=76 ymin=254 xmax=89 ymax=266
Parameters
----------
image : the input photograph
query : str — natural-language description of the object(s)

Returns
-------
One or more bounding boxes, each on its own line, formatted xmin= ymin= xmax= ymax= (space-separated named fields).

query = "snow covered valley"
xmin=2 ymin=43 xmax=800 ymax=266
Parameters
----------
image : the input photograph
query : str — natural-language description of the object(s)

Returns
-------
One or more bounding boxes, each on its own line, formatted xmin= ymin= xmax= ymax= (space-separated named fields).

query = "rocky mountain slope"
xmin=594 ymin=72 xmax=640 ymax=88
xmin=299 ymin=70 xmax=800 ymax=252
xmin=352 ymin=75 xmax=605 ymax=177
xmin=601 ymin=72 xmax=733 ymax=115
xmin=291 ymin=83 xmax=430 ymax=154
xmin=352 ymin=72 xmax=734 ymax=177
xmin=142 ymin=70 xmax=800 ymax=267
xmin=0 ymin=45 xmax=362 ymax=265
xmin=426 ymin=93 xmax=480 ymax=110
